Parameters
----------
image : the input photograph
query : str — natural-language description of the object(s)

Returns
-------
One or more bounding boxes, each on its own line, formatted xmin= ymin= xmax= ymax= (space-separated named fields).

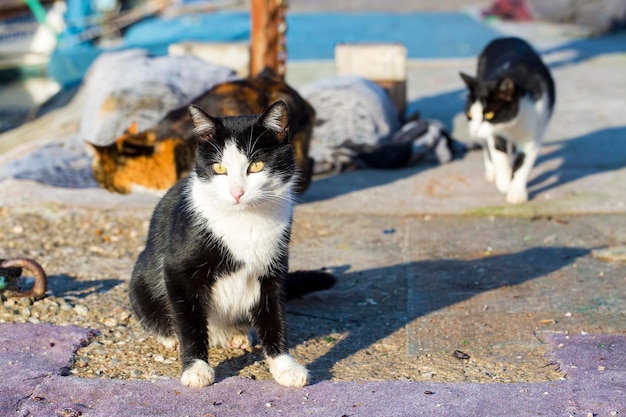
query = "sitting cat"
xmin=460 ymin=37 xmax=555 ymax=203
xmin=91 ymin=68 xmax=316 ymax=195
xmin=128 ymin=101 xmax=334 ymax=388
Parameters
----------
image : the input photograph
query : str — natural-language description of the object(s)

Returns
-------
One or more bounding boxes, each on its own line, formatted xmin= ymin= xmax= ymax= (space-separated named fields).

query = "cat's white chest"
xmin=213 ymin=211 xmax=288 ymax=269
xmin=190 ymin=178 xmax=292 ymax=325
xmin=189 ymin=175 xmax=292 ymax=273
xmin=211 ymin=266 xmax=261 ymax=320
xmin=496 ymin=95 xmax=548 ymax=143
xmin=197 ymin=188 xmax=291 ymax=324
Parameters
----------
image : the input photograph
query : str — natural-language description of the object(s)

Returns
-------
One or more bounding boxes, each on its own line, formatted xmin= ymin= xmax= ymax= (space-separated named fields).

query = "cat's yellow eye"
xmin=248 ymin=161 xmax=264 ymax=173
xmin=484 ymin=111 xmax=495 ymax=120
xmin=466 ymin=111 xmax=472 ymax=119
xmin=212 ymin=163 xmax=227 ymax=175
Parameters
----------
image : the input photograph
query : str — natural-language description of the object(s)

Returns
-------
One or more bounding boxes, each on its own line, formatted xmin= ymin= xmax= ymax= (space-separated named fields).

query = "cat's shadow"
xmin=529 ymin=125 xmax=626 ymax=199
xmin=285 ymin=246 xmax=587 ymax=382
xmin=543 ymin=32 xmax=626 ymax=69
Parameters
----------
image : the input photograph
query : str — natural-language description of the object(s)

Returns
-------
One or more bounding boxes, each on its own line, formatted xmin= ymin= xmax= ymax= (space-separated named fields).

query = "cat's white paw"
xmin=495 ymin=173 xmax=511 ymax=193
xmin=180 ymin=359 xmax=215 ymax=387
xmin=157 ymin=335 xmax=179 ymax=351
xmin=267 ymin=354 xmax=309 ymax=387
xmin=484 ymin=168 xmax=496 ymax=183
xmin=506 ymin=185 xmax=528 ymax=204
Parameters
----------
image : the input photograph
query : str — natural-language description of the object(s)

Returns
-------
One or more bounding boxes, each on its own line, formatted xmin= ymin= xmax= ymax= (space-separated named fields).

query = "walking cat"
xmin=91 ymin=68 xmax=316 ymax=195
xmin=128 ymin=101 xmax=334 ymax=387
xmin=460 ymin=37 xmax=555 ymax=203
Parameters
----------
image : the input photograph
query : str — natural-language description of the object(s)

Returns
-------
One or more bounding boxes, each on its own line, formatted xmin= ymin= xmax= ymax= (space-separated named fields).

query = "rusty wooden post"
xmin=250 ymin=0 xmax=287 ymax=78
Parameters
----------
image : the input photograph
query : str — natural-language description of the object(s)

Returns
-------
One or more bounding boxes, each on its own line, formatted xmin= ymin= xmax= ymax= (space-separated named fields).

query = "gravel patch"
xmin=0 ymin=204 xmax=562 ymax=384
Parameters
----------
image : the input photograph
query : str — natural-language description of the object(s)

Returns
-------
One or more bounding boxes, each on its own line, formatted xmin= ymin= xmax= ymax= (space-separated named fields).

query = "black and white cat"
xmin=129 ymin=101 xmax=334 ymax=388
xmin=460 ymin=37 xmax=555 ymax=203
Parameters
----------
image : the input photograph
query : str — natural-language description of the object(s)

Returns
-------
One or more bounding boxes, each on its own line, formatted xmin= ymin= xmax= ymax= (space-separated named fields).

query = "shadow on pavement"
xmin=46 ymin=274 xmax=124 ymax=298
xmin=530 ymin=125 xmax=626 ymax=199
xmin=300 ymin=163 xmax=440 ymax=204
xmin=405 ymin=88 xmax=467 ymax=131
xmin=544 ymin=32 xmax=626 ymax=69
xmin=290 ymin=246 xmax=588 ymax=381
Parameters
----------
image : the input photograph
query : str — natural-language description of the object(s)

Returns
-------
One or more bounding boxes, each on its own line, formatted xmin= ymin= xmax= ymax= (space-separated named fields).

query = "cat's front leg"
xmin=251 ymin=276 xmax=309 ymax=387
xmin=506 ymin=140 xmax=540 ymax=204
xmin=167 ymin=279 xmax=215 ymax=387
xmin=482 ymin=143 xmax=495 ymax=183
xmin=488 ymin=135 xmax=513 ymax=193
xmin=178 ymin=325 xmax=215 ymax=387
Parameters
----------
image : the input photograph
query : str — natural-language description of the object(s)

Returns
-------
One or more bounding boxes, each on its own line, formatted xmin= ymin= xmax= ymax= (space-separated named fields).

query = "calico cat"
xmin=90 ymin=121 xmax=194 ymax=194
xmin=460 ymin=37 xmax=555 ymax=203
xmin=90 ymin=68 xmax=315 ymax=195
xmin=128 ymin=101 xmax=334 ymax=388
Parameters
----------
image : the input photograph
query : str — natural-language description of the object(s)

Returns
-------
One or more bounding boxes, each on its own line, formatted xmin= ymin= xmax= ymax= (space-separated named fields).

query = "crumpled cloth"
xmin=340 ymin=117 xmax=464 ymax=170
xmin=299 ymin=75 xmax=402 ymax=174
xmin=79 ymin=49 xmax=237 ymax=146
xmin=300 ymin=75 xmax=464 ymax=174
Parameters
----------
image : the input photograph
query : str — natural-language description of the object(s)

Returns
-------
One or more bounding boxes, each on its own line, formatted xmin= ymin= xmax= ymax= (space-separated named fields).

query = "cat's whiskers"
xmin=262 ymin=191 xmax=295 ymax=206
xmin=247 ymin=185 xmax=295 ymax=206
xmin=246 ymin=125 xmax=256 ymax=157
xmin=248 ymin=129 xmax=271 ymax=157
xmin=191 ymin=268 xmax=202 ymax=280
xmin=202 ymin=140 xmax=225 ymax=161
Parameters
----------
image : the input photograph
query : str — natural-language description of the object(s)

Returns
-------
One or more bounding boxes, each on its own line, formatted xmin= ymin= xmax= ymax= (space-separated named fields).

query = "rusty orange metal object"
xmin=250 ymin=0 xmax=287 ymax=78
xmin=0 ymin=258 xmax=47 ymax=300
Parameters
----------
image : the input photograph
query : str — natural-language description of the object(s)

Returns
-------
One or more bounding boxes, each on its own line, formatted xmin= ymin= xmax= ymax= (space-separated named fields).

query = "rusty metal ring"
xmin=0 ymin=258 xmax=48 ymax=300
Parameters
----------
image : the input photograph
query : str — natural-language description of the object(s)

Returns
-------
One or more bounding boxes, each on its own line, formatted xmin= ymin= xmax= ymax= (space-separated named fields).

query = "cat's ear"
xmin=459 ymin=72 xmax=477 ymax=90
xmin=127 ymin=120 xmax=139 ymax=135
xmin=188 ymin=105 xmax=219 ymax=142
xmin=496 ymin=77 xmax=516 ymax=101
xmin=259 ymin=100 xmax=289 ymax=143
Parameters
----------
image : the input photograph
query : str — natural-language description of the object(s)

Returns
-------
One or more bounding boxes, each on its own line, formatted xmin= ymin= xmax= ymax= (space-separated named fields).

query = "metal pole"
xmin=250 ymin=0 xmax=287 ymax=78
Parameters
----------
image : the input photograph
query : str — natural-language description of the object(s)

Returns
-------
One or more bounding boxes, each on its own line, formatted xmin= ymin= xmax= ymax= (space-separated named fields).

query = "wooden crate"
xmin=168 ymin=42 xmax=251 ymax=77
xmin=335 ymin=43 xmax=407 ymax=116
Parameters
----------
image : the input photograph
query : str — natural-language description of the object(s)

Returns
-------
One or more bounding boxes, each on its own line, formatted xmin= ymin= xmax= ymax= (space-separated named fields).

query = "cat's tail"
xmin=284 ymin=269 xmax=336 ymax=300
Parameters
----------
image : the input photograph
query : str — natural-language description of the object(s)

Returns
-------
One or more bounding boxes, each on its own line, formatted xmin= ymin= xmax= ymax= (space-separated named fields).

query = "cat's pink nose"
xmin=231 ymin=189 xmax=244 ymax=202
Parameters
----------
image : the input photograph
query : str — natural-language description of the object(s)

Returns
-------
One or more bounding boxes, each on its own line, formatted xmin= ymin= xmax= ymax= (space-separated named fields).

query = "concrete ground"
xmin=0 ymin=3 xmax=625 ymax=416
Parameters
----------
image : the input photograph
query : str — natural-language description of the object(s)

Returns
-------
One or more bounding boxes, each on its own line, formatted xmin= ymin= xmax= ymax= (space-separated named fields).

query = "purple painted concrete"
xmin=1 ymin=323 xmax=624 ymax=416
xmin=0 ymin=324 xmax=94 ymax=416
